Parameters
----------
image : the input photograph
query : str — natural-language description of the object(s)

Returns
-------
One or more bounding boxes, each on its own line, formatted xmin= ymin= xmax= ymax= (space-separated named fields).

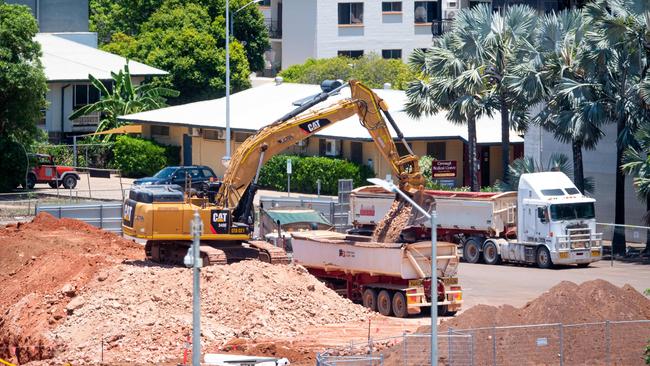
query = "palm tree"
xmin=453 ymin=4 xmax=538 ymax=185
xmin=498 ymin=152 xmax=595 ymax=193
xmin=406 ymin=33 xmax=495 ymax=191
xmin=509 ymin=9 xmax=606 ymax=193
xmin=622 ymin=108 xmax=650 ymax=254
xmin=555 ymin=0 xmax=650 ymax=255
xmin=69 ymin=63 xmax=179 ymax=142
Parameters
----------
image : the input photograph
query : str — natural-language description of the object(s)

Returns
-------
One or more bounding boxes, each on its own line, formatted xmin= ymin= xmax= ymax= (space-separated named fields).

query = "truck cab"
xmin=518 ymin=172 xmax=602 ymax=267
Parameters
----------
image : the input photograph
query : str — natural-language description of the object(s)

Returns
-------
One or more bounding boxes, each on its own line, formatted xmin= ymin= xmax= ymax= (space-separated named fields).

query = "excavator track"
xmin=247 ymin=240 xmax=291 ymax=264
xmin=144 ymin=240 xmax=288 ymax=266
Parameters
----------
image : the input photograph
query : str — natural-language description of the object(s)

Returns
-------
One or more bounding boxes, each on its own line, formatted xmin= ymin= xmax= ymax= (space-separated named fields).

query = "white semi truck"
xmin=349 ymin=172 xmax=603 ymax=268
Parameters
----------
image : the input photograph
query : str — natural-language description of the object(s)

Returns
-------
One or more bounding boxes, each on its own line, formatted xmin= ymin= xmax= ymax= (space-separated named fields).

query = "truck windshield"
xmin=550 ymin=202 xmax=595 ymax=221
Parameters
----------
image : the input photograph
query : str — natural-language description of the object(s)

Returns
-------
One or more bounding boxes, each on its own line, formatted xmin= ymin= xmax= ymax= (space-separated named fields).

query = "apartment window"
xmin=151 ymin=125 xmax=170 ymax=136
xmin=382 ymin=49 xmax=402 ymax=59
xmin=338 ymin=50 xmax=364 ymax=58
xmin=414 ymin=1 xmax=438 ymax=23
xmin=73 ymin=84 xmax=100 ymax=109
xmin=338 ymin=3 xmax=364 ymax=25
xmin=382 ymin=1 xmax=402 ymax=12
xmin=259 ymin=0 xmax=271 ymax=6
xmin=203 ymin=129 xmax=225 ymax=140
xmin=234 ymin=132 xmax=252 ymax=142
xmin=427 ymin=141 xmax=446 ymax=160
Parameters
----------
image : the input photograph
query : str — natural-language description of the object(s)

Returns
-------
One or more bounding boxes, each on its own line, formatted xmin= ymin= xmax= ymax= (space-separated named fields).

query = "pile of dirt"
xmin=43 ymin=261 xmax=370 ymax=365
xmin=372 ymin=199 xmax=412 ymax=243
xmin=438 ymin=279 xmax=650 ymax=330
xmin=381 ymin=280 xmax=650 ymax=366
xmin=0 ymin=213 xmax=143 ymax=364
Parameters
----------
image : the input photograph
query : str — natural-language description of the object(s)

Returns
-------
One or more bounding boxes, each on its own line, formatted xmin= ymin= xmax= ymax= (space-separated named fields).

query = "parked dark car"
xmin=133 ymin=166 xmax=217 ymax=190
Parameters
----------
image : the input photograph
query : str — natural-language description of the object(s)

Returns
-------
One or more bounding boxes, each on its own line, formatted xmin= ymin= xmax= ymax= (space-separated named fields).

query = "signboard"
xmin=431 ymin=160 xmax=457 ymax=178
xmin=210 ymin=209 xmax=231 ymax=234
xmin=287 ymin=159 xmax=292 ymax=174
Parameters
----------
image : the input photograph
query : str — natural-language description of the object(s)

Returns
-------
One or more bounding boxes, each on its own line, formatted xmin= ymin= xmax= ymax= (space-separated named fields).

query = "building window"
xmin=338 ymin=50 xmax=364 ymax=58
xmin=234 ymin=132 xmax=252 ymax=142
xmin=338 ymin=3 xmax=364 ymax=25
xmin=396 ymin=142 xmax=412 ymax=156
xmin=414 ymin=1 xmax=438 ymax=23
xmin=203 ymin=129 xmax=225 ymax=140
xmin=73 ymin=84 xmax=100 ymax=109
xmin=427 ymin=141 xmax=446 ymax=160
xmin=151 ymin=125 xmax=170 ymax=136
xmin=259 ymin=0 xmax=271 ymax=6
xmin=382 ymin=1 xmax=402 ymax=12
xmin=382 ymin=49 xmax=402 ymax=59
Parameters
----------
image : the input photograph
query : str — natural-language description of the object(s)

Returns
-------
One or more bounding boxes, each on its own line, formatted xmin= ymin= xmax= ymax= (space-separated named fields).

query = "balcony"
xmin=71 ymin=111 xmax=100 ymax=132
xmin=431 ymin=19 xmax=454 ymax=37
xmin=265 ymin=19 xmax=282 ymax=39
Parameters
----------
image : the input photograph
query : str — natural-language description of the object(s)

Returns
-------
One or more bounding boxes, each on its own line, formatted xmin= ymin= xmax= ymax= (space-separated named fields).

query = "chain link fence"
xmin=317 ymin=320 xmax=650 ymax=366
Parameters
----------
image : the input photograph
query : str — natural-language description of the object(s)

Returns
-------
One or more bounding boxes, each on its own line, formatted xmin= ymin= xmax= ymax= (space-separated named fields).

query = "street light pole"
xmin=367 ymin=178 xmax=437 ymax=366
xmin=223 ymin=0 xmax=231 ymax=168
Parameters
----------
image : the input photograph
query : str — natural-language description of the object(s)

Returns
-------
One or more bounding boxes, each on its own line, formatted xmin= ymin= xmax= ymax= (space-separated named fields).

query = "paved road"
xmin=458 ymin=260 xmax=650 ymax=309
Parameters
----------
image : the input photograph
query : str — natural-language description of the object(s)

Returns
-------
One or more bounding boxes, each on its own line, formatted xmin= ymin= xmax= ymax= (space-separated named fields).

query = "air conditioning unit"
xmin=188 ymin=127 xmax=201 ymax=137
xmin=297 ymin=138 xmax=309 ymax=147
xmin=444 ymin=10 xmax=458 ymax=19
xmin=447 ymin=0 xmax=459 ymax=8
xmin=325 ymin=139 xmax=339 ymax=156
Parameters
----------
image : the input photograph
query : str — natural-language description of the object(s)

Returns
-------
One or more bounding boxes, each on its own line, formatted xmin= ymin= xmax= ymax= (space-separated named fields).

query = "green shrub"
xmin=257 ymin=155 xmax=375 ymax=195
xmin=111 ymin=135 xmax=166 ymax=177
xmin=0 ymin=138 xmax=29 ymax=192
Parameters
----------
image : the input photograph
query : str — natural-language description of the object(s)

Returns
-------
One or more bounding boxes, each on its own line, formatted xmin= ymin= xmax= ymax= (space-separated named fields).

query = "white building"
xmin=260 ymin=0 xmax=474 ymax=71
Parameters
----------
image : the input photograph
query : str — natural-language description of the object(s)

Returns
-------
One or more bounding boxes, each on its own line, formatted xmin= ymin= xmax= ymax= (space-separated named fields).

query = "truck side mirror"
xmin=537 ymin=207 xmax=547 ymax=223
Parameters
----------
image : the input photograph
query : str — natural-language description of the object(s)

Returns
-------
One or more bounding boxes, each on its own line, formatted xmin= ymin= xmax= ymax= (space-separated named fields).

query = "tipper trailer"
xmin=349 ymin=172 xmax=603 ymax=268
xmin=290 ymin=231 xmax=462 ymax=318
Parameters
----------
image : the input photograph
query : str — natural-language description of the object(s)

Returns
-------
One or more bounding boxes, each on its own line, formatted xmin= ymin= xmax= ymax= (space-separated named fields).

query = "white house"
xmin=36 ymin=34 xmax=167 ymax=141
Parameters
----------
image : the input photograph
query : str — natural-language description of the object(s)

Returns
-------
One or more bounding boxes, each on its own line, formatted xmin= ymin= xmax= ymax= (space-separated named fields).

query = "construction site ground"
xmin=1 ymin=213 xmax=649 ymax=365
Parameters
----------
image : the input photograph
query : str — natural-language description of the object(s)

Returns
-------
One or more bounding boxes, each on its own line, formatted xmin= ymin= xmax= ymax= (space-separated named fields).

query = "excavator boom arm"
xmin=216 ymin=80 xmax=425 ymax=210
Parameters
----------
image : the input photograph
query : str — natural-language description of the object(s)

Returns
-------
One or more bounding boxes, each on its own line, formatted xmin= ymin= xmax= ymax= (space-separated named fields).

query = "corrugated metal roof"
xmin=36 ymin=34 xmax=167 ymax=82
xmin=119 ymin=82 xmax=524 ymax=144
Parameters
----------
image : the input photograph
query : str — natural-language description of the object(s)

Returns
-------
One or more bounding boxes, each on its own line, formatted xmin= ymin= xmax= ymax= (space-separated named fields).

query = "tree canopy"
xmin=91 ymin=0 xmax=270 ymax=103
xmin=0 ymin=2 xmax=47 ymax=145
xmin=279 ymin=54 xmax=417 ymax=90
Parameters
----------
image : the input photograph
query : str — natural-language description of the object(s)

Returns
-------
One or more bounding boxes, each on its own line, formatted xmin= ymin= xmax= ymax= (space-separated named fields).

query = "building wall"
xmin=314 ymin=0 xmax=434 ymax=63
xmin=281 ymin=0 xmax=317 ymax=68
xmin=525 ymin=123 xmax=648 ymax=242
xmin=7 ymin=0 xmax=89 ymax=32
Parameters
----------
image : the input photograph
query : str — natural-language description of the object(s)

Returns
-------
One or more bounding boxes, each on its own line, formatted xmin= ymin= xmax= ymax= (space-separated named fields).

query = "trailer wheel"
xmin=536 ymin=246 xmax=553 ymax=269
xmin=26 ymin=174 xmax=36 ymax=189
xmin=377 ymin=290 xmax=393 ymax=316
xmin=463 ymin=238 xmax=482 ymax=263
xmin=438 ymin=305 xmax=457 ymax=317
xmin=362 ymin=288 xmax=378 ymax=312
xmin=482 ymin=241 xmax=501 ymax=265
xmin=392 ymin=291 xmax=408 ymax=318
xmin=577 ymin=263 xmax=590 ymax=268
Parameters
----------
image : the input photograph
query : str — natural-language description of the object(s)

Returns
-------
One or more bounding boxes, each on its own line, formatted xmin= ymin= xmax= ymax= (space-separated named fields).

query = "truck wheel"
xmin=26 ymin=174 xmax=36 ymax=189
xmin=536 ymin=246 xmax=553 ymax=269
xmin=377 ymin=290 xmax=393 ymax=316
xmin=362 ymin=288 xmax=378 ymax=312
xmin=62 ymin=175 xmax=77 ymax=189
xmin=483 ymin=241 xmax=501 ymax=265
xmin=463 ymin=238 xmax=481 ymax=263
xmin=392 ymin=291 xmax=408 ymax=318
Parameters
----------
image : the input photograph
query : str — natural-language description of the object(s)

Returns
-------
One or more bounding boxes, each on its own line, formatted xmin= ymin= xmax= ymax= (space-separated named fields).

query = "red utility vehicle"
xmin=27 ymin=154 xmax=80 ymax=189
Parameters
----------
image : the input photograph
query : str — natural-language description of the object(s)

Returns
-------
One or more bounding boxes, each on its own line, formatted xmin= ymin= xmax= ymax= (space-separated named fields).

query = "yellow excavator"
xmin=122 ymin=80 xmax=426 ymax=265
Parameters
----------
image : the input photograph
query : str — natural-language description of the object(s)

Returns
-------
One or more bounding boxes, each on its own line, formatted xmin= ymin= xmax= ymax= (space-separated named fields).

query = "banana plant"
xmin=69 ymin=63 xmax=179 ymax=142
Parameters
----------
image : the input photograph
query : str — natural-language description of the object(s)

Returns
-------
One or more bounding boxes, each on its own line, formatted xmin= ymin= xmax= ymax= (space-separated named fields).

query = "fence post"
xmin=559 ymin=323 xmax=564 ymax=366
xmin=492 ymin=326 xmax=497 ymax=366
xmin=469 ymin=333 xmax=474 ymax=366
xmin=402 ymin=332 xmax=407 ymax=366
xmin=330 ymin=201 xmax=335 ymax=225
xmin=448 ymin=327 xmax=453 ymax=366
xmin=99 ymin=204 xmax=104 ymax=229
xmin=605 ymin=320 xmax=611 ymax=365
